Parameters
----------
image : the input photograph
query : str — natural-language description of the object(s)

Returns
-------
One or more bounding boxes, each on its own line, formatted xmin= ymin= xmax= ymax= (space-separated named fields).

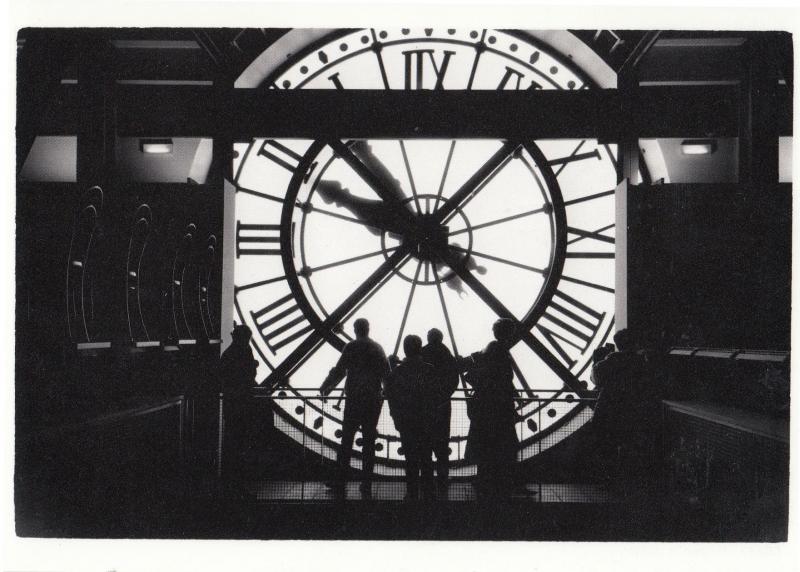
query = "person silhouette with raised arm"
xmin=321 ymin=318 xmax=389 ymax=496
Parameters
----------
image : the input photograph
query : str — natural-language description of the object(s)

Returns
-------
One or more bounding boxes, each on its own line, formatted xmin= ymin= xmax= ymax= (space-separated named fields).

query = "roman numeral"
xmin=496 ymin=66 xmax=543 ymax=90
xmin=402 ymin=49 xmax=455 ymax=89
xmin=563 ymin=188 xmax=615 ymax=208
xmin=250 ymin=294 xmax=313 ymax=353
xmin=566 ymin=224 xmax=615 ymax=259
xmin=327 ymin=72 xmax=344 ymax=89
xmin=236 ymin=221 xmax=280 ymax=257
xmin=257 ymin=139 xmax=303 ymax=173
xmin=547 ymin=149 xmax=602 ymax=168
xmin=536 ymin=289 xmax=605 ymax=369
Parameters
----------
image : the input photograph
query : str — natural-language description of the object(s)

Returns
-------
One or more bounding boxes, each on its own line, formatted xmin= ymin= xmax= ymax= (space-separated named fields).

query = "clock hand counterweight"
xmin=315 ymin=180 xmax=406 ymax=237
xmin=428 ymin=243 xmax=588 ymax=397
xmin=327 ymin=139 xmax=417 ymax=232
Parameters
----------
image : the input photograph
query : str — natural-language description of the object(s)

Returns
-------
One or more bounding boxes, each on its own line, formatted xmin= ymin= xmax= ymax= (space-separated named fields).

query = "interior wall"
xmin=627 ymin=183 xmax=791 ymax=350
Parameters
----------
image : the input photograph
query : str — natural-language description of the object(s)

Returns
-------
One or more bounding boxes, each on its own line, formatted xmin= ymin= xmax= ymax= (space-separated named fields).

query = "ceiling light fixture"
xmin=140 ymin=138 xmax=173 ymax=154
xmin=681 ymin=139 xmax=717 ymax=155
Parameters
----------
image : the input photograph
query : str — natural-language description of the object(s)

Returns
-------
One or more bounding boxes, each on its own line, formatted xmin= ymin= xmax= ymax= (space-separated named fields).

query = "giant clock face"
xmin=232 ymin=29 xmax=621 ymax=475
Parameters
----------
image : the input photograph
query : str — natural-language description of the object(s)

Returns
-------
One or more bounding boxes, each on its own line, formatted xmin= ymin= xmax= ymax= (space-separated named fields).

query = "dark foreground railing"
xmin=218 ymin=390 xmax=597 ymax=480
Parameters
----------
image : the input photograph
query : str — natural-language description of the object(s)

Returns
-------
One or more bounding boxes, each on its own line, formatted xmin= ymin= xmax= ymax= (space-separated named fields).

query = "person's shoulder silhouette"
xmin=220 ymin=325 xmax=257 ymax=396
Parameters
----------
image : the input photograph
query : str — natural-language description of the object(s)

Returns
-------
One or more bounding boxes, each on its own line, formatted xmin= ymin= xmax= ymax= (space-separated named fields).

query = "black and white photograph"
xmin=4 ymin=1 xmax=798 ymax=568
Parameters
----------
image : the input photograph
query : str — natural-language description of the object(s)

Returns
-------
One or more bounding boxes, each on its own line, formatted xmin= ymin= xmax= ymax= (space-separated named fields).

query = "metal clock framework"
xmin=231 ymin=28 xmax=634 ymax=474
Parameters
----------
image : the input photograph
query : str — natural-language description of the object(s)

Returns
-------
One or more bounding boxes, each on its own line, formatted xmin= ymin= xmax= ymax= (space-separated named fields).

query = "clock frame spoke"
xmin=448 ymin=205 xmax=547 ymax=237
xmin=450 ymin=245 xmax=546 ymax=275
xmin=398 ymin=140 xmax=423 ymax=214
xmin=369 ymin=28 xmax=391 ymax=89
xmin=510 ymin=358 xmax=537 ymax=400
xmin=393 ymin=260 xmax=422 ymax=356
xmin=265 ymin=246 xmax=411 ymax=388
xmin=432 ymin=261 xmax=470 ymax=392
xmin=435 ymin=142 xmax=518 ymax=225
xmin=305 ymin=203 xmax=384 ymax=232
xmin=434 ymin=140 xmax=457 ymax=213
xmin=307 ymin=246 xmax=399 ymax=274
xmin=466 ymin=29 xmax=488 ymax=90
xmin=564 ymin=188 xmax=615 ymax=207
xmin=431 ymin=262 xmax=460 ymax=357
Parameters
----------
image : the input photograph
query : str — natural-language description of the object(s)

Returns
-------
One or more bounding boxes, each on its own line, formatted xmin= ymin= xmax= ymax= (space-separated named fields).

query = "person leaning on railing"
xmin=457 ymin=318 xmax=519 ymax=499
xmin=590 ymin=328 xmax=650 ymax=491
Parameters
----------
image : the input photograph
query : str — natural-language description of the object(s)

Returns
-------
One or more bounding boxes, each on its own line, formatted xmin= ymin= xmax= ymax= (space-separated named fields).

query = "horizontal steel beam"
xmin=33 ymin=85 xmax=793 ymax=139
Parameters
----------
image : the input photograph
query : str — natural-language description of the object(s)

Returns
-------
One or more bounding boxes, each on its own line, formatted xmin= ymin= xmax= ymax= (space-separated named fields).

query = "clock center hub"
xmin=408 ymin=215 xmax=449 ymax=262
xmin=380 ymin=193 xmax=475 ymax=285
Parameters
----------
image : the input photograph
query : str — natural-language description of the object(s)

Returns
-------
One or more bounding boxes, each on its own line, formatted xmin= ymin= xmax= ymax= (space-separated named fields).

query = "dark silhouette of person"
xmin=459 ymin=318 xmax=519 ymax=498
xmin=321 ymin=318 xmax=389 ymax=495
xmin=386 ymin=334 xmax=435 ymax=500
xmin=591 ymin=328 xmax=649 ymax=490
xmin=420 ymin=328 xmax=459 ymax=493
xmin=219 ymin=324 xmax=258 ymax=487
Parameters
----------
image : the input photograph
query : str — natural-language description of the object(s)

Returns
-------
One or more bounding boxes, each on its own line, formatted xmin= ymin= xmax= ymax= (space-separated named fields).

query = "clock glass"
xmin=232 ymin=28 xmax=621 ymax=474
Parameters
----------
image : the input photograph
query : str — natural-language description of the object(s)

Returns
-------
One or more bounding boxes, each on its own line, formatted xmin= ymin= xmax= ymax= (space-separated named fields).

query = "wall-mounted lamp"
xmin=140 ymin=138 xmax=173 ymax=154
xmin=681 ymin=139 xmax=717 ymax=155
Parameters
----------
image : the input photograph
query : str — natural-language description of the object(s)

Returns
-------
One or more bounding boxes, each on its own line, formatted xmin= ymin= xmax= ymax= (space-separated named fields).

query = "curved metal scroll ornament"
xmin=170 ymin=223 xmax=196 ymax=341
xmin=197 ymin=234 xmax=218 ymax=339
xmin=126 ymin=204 xmax=153 ymax=342
xmin=65 ymin=185 xmax=104 ymax=343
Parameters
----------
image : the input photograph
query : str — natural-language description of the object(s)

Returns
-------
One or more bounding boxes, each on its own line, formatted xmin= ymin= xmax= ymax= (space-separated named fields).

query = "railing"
xmin=219 ymin=389 xmax=597 ymax=480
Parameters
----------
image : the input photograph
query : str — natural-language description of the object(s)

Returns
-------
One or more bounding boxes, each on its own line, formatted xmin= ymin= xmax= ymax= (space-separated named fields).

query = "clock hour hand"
xmin=430 ymin=243 xmax=588 ymax=397
xmin=316 ymin=180 xmax=406 ymax=238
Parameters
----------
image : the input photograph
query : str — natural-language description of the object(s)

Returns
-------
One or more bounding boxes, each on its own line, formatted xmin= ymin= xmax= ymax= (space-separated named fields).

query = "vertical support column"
xmin=614 ymin=179 xmax=629 ymax=332
xmin=614 ymin=67 xmax=639 ymax=335
xmin=75 ymin=33 xmax=121 ymax=345
xmin=739 ymin=33 xmax=780 ymax=186
xmin=211 ymin=76 xmax=237 ymax=354
xmin=76 ymin=34 xmax=116 ymax=189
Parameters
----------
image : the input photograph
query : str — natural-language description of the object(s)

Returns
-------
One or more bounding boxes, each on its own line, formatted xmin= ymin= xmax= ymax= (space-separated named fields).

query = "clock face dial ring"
xmin=232 ymin=29 xmax=619 ymax=472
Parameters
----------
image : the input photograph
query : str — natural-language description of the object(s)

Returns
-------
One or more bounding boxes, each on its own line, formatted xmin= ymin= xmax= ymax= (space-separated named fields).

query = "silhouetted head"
xmin=492 ymin=318 xmax=516 ymax=345
xmin=613 ymin=328 xmax=636 ymax=352
xmin=427 ymin=328 xmax=444 ymax=345
xmin=231 ymin=324 xmax=252 ymax=345
xmin=403 ymin=334 xmax=423 ymax=358
xmin=353 ymin=318 xmax=370 ymax=338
